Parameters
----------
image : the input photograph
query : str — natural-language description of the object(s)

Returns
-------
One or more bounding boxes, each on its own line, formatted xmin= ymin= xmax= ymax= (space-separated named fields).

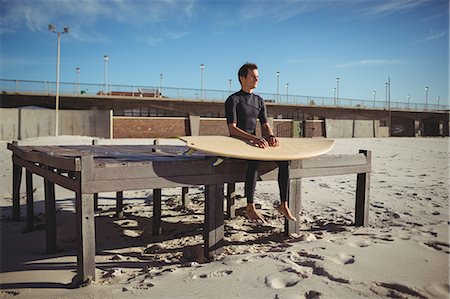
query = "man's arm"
xmin=261 ymin=122 xmax=279 ymax=147
xmin=228 ymin=123 xmax=268 ymax=148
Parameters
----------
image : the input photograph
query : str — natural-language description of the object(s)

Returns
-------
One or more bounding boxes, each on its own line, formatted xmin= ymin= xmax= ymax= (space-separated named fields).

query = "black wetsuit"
xmin=225 ymin=90 xmax=289 ymax=204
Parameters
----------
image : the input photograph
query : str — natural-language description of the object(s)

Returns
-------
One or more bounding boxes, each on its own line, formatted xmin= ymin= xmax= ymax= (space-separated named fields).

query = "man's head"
xmin=238 ymin=63 xmax=259 ymax=91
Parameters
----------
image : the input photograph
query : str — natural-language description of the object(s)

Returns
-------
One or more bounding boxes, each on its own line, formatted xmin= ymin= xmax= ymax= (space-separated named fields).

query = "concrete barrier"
xmin=354 ymin=120 xmax=375 ymax=138
xmin=325 ymin=119 xmax=353 ymax=138
xmin=0 ymin=108 xmax=112 ymax=140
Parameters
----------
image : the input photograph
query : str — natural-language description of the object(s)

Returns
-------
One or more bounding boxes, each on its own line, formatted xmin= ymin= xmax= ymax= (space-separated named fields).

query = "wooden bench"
xmin=7 ymin=142 xmax=371 ymax=285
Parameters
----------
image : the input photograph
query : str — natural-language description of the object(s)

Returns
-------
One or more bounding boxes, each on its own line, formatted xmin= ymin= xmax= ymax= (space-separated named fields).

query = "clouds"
xmin=412 ymin=31 xmax=447 ymax=45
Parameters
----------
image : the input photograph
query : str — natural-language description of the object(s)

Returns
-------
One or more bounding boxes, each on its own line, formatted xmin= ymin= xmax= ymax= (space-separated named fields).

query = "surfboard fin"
xmin=183 ymin=148 xmax=196 ymax=156
xmin=212 ymin=157 xmax=224 ymax=166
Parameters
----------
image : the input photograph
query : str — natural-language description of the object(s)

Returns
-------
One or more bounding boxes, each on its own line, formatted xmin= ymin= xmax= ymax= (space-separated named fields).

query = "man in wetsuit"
xmin=225 ymin=62 xmax=296 ymax=223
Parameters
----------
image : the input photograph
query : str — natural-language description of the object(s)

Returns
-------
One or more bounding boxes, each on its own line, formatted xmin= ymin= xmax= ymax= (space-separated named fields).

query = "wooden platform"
xmin=7 ymin=142 xmax=371 ymax=286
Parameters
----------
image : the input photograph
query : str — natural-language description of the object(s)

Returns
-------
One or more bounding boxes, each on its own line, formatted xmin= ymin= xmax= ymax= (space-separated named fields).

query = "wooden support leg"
xmin=152 ymin=189 xmax=162 ymax=236
xmin=115 ymin=191 xmax=123 ymax=218
xmin=204 ymin=184 xmax=224 ymax=258
xmin=12 ymin=162 xmax=22 ymax=221
xmin=75 ymin=192 xmax=95 ymax=285
xmin=285 ymin=178 xmax=302 ymax=236
xmin=355 ymin=150 xmax=371 ymax=226
xmin=226 ymin=183 xmax=236 ymax=220
xmin=44 ymin=174 xmax=57 ymax=253
xmin=181 ymin=187 xmax=189 ymax=208
xmin=93 ymin=193 xmax=99 ymax=211
xmin=25 ymin=170 xmax=34 ymax=231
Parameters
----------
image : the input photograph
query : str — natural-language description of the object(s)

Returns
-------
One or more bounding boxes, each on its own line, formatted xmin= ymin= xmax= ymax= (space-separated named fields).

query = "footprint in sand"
xmin=348 ymin=239 xmax=372 ymax=248
xmin=329 ymin=253 xmax=355 ymax=265
xmin=423 ymin=241 xmax=450 ymax=254
xmin=265 ymin=271 xmax=304 ymax=289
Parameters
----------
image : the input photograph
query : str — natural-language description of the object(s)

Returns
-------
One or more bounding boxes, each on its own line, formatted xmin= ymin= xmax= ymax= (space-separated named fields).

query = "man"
xmin=225 ymin=63 xmax=296 ymax=223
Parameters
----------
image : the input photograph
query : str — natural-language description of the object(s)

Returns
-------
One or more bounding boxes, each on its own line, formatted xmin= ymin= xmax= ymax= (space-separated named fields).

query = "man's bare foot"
xmin=278 ymin=203 xmax=297 ymax=221
xmin=245 ymin=204 xmax=266 ymax=223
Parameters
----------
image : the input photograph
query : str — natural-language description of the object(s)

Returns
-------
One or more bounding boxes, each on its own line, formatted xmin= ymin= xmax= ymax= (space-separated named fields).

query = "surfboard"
xmin=179 ymin=136 xmax=335 ymax=161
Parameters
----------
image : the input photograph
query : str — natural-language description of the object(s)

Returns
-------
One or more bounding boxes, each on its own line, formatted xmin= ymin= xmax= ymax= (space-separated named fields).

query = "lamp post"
xmin=75 ymin=67 xmax=80 ymax=94
xmin=336 ymin=77 xmax=340 ymax=106
xmin=276 ymin=71 xmax=280 ymax=102
xmin=228 ymin=79 xmax=232 ymax=94
xmin=200 ymin=64 xmax=205 ymax=99
xmin=437 ymin=96 xmax=440 ymax=110
xmin=285 ymin=83 xmax=289 ymax=103
xmin=407 ymin=94 xmax=411 ymax=109
xmin=103 ymin=55 xmax=109 ymax=95
xmin=373 ymin=90 xmax=376 ymax=108
xmin=160 ymin=73 xmax=163 ymax=97
xmin=385 ymin=82 xmax=388 ymax=109
xmin=333 ymin=88 xmax=336 ymax=106
xmin=425 ymin=86 xmax=429 ymax=110
xmin=48 ymin=24 xmax=69 ymax=137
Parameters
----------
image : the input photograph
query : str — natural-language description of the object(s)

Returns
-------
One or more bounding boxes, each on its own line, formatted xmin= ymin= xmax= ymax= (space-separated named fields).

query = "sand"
xmin=0 ymin=136 xmax=449 ymax=299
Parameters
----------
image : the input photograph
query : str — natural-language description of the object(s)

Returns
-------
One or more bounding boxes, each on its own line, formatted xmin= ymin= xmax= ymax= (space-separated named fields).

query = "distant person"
xmin=225 ymin=62 xmax=296 ymax=223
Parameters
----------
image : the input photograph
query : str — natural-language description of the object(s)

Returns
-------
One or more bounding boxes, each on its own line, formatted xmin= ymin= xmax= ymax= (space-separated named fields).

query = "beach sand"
xmin=0 ymin=136 xmax=449 ymax=298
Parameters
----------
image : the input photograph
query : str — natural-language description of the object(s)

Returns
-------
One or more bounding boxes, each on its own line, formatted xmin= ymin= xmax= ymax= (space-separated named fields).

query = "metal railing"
xmin=1 ymin=79 xmax=448 ymax=111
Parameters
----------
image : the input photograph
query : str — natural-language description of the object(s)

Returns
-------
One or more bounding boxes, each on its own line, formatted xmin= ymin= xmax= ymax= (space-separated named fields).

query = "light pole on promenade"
xmin=276 ymin=71 xmax=280 ymax=102
xmin=48 ymin=24 xmax=69 ymax=136
xmin=425 ymin=86 xmax=429 ymax=110
xmin=103 ymin=55 xmax=109 ymax=95
xmin=75 ymin=67 xmax=80 ymax=94
xmin=200 ymin=64 xmax=205 ymax=99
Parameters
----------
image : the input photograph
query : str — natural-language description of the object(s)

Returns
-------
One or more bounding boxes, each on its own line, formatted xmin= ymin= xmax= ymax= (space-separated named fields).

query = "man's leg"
xmin=245 ymin=161 xmax=265 ymax=222
xmin=276 ymin=161 xmax=297 ymax=221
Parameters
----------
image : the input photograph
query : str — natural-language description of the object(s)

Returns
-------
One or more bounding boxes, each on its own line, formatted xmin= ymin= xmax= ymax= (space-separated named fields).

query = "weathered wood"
xmin=25 ymin=170 xmax=34 ymax=231
xmin=355 ymin=150 xmax=371 ymax=226
xmin=152 ymin=189 xmax=162 ymax=236
xmin=44 ymin=168 xmax=57 ymax=254
xmin=75 ymin=155 xmax=96 ymax=285
xmin=289 ymin=164 xmax=371 ymax=178
xmin=204 ymin=184 xmax=224 ymax=257
xmin=93 ymin=193 xmax=99 ymax=211
xmin=226 ymin=183 xmax=236 ymax=220
xmin=75 ymin=192 xmax=95 ymax=285
xmin=12 ymin=161 xmax=22 ymax=221
xmin=115 ymin=191 xmax=124 ymax=218
xmin=301 ymin=154 xmax=367 ymax=169
xmin=286 ymin=178 xmax=302 ymax=236
xmin=181 ymin=187 xmax=189 ymax=208
xmin=13 ymin=156 xmax=79 ymax=192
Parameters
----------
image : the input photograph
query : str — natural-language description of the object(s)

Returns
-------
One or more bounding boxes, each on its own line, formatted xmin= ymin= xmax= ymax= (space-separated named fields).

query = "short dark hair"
xmin=238 ymin=63 xmax=258 ymax=84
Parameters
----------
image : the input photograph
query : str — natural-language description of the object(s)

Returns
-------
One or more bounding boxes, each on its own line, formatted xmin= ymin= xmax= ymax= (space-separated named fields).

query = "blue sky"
xmin=0 ymin=0 xmax=448 ymax=105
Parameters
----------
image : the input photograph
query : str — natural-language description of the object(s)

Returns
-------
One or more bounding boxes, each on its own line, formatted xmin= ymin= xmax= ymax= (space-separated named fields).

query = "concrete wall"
xmin=325 ymin=119 xmax=380 ymax=138
xmin=0 ymin=108 xmax=112 ymax=140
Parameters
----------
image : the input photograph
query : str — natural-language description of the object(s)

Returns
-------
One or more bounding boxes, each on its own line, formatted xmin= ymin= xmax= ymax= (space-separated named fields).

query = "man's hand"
xmin=251 ymin=136 xmax=269 ymax=148
xmin=267 ymin=135 xmax=279 ymax=147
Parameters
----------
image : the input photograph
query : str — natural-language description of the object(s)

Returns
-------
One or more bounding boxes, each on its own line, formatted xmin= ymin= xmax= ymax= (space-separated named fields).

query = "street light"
xmin=103 ymin=55 xmax=109 ymax=95
xmin=48 ymin=24 xmax=69 ymax=136
xmin=160 ymin=73 xmax=163 ymax=97
xmin=373 ymin=90 xmax=376 ymax=108
xmin=75 ymin=67 xmax=80 ymax=94
xmin=333 ymin=87 xmax=336 ymax=106
xmin=200 ymin=64 xmax=205 ymax=99
xmin=285 ymin=83 xmax=289 ymax=103
xmin=228 ymin=79 xmax=232 ymax=94
xmin=425 ymin=86 xmax=429 ymax=110
xmin=276 ymin=71 xmax=280 ymax=102
xmin=385 ymin=82 xmax=388 ymax=109
xmin=437 ymin=96 xmax=440 ymax=110
xmin=336 ymin=77 xmax=340 ymax=106
xmin=407 ymin=94 xmax=411 ymax=109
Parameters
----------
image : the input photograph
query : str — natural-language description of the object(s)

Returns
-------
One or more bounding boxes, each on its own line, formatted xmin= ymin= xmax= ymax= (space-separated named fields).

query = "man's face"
xmin=240 ymin=68 xmax=259 ymax=90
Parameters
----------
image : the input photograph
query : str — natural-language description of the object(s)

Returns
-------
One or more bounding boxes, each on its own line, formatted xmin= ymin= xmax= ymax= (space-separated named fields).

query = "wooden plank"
xmin=181 ymin=187 xmax=189 ymax=208
xmin=226 ymin=183 xmax=236 ymax=220
xmin=289 ymin=164 xmax=371 ymax=178
xmin=300 ymin=154 xmax=367 ymax=169
xmin=44 ymin=168 xmax=58 ymax=254
xmin=286 ymin=178 xmax=302 ymax=236
xmin=25 ymin=170 xmax=34 ymax=231
xmin=75 ymin=155 xmax=96 ymax=285
xmin=75 ymin=192 xmax=95 ymax=285
xmin=355 ymin=150 xmax=371 ymax=226
xmin=115 ymin=191 xmax=124 ymax=218
xmin=152 ymin=189 xmax=162 ymax=236
xmin=12 ymin=161 xmax=22 ymax=221
xmin=13 ymin=156 xmax=80 ymax=192
xmin=204 ymin=184 xmax=224 ymax=257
